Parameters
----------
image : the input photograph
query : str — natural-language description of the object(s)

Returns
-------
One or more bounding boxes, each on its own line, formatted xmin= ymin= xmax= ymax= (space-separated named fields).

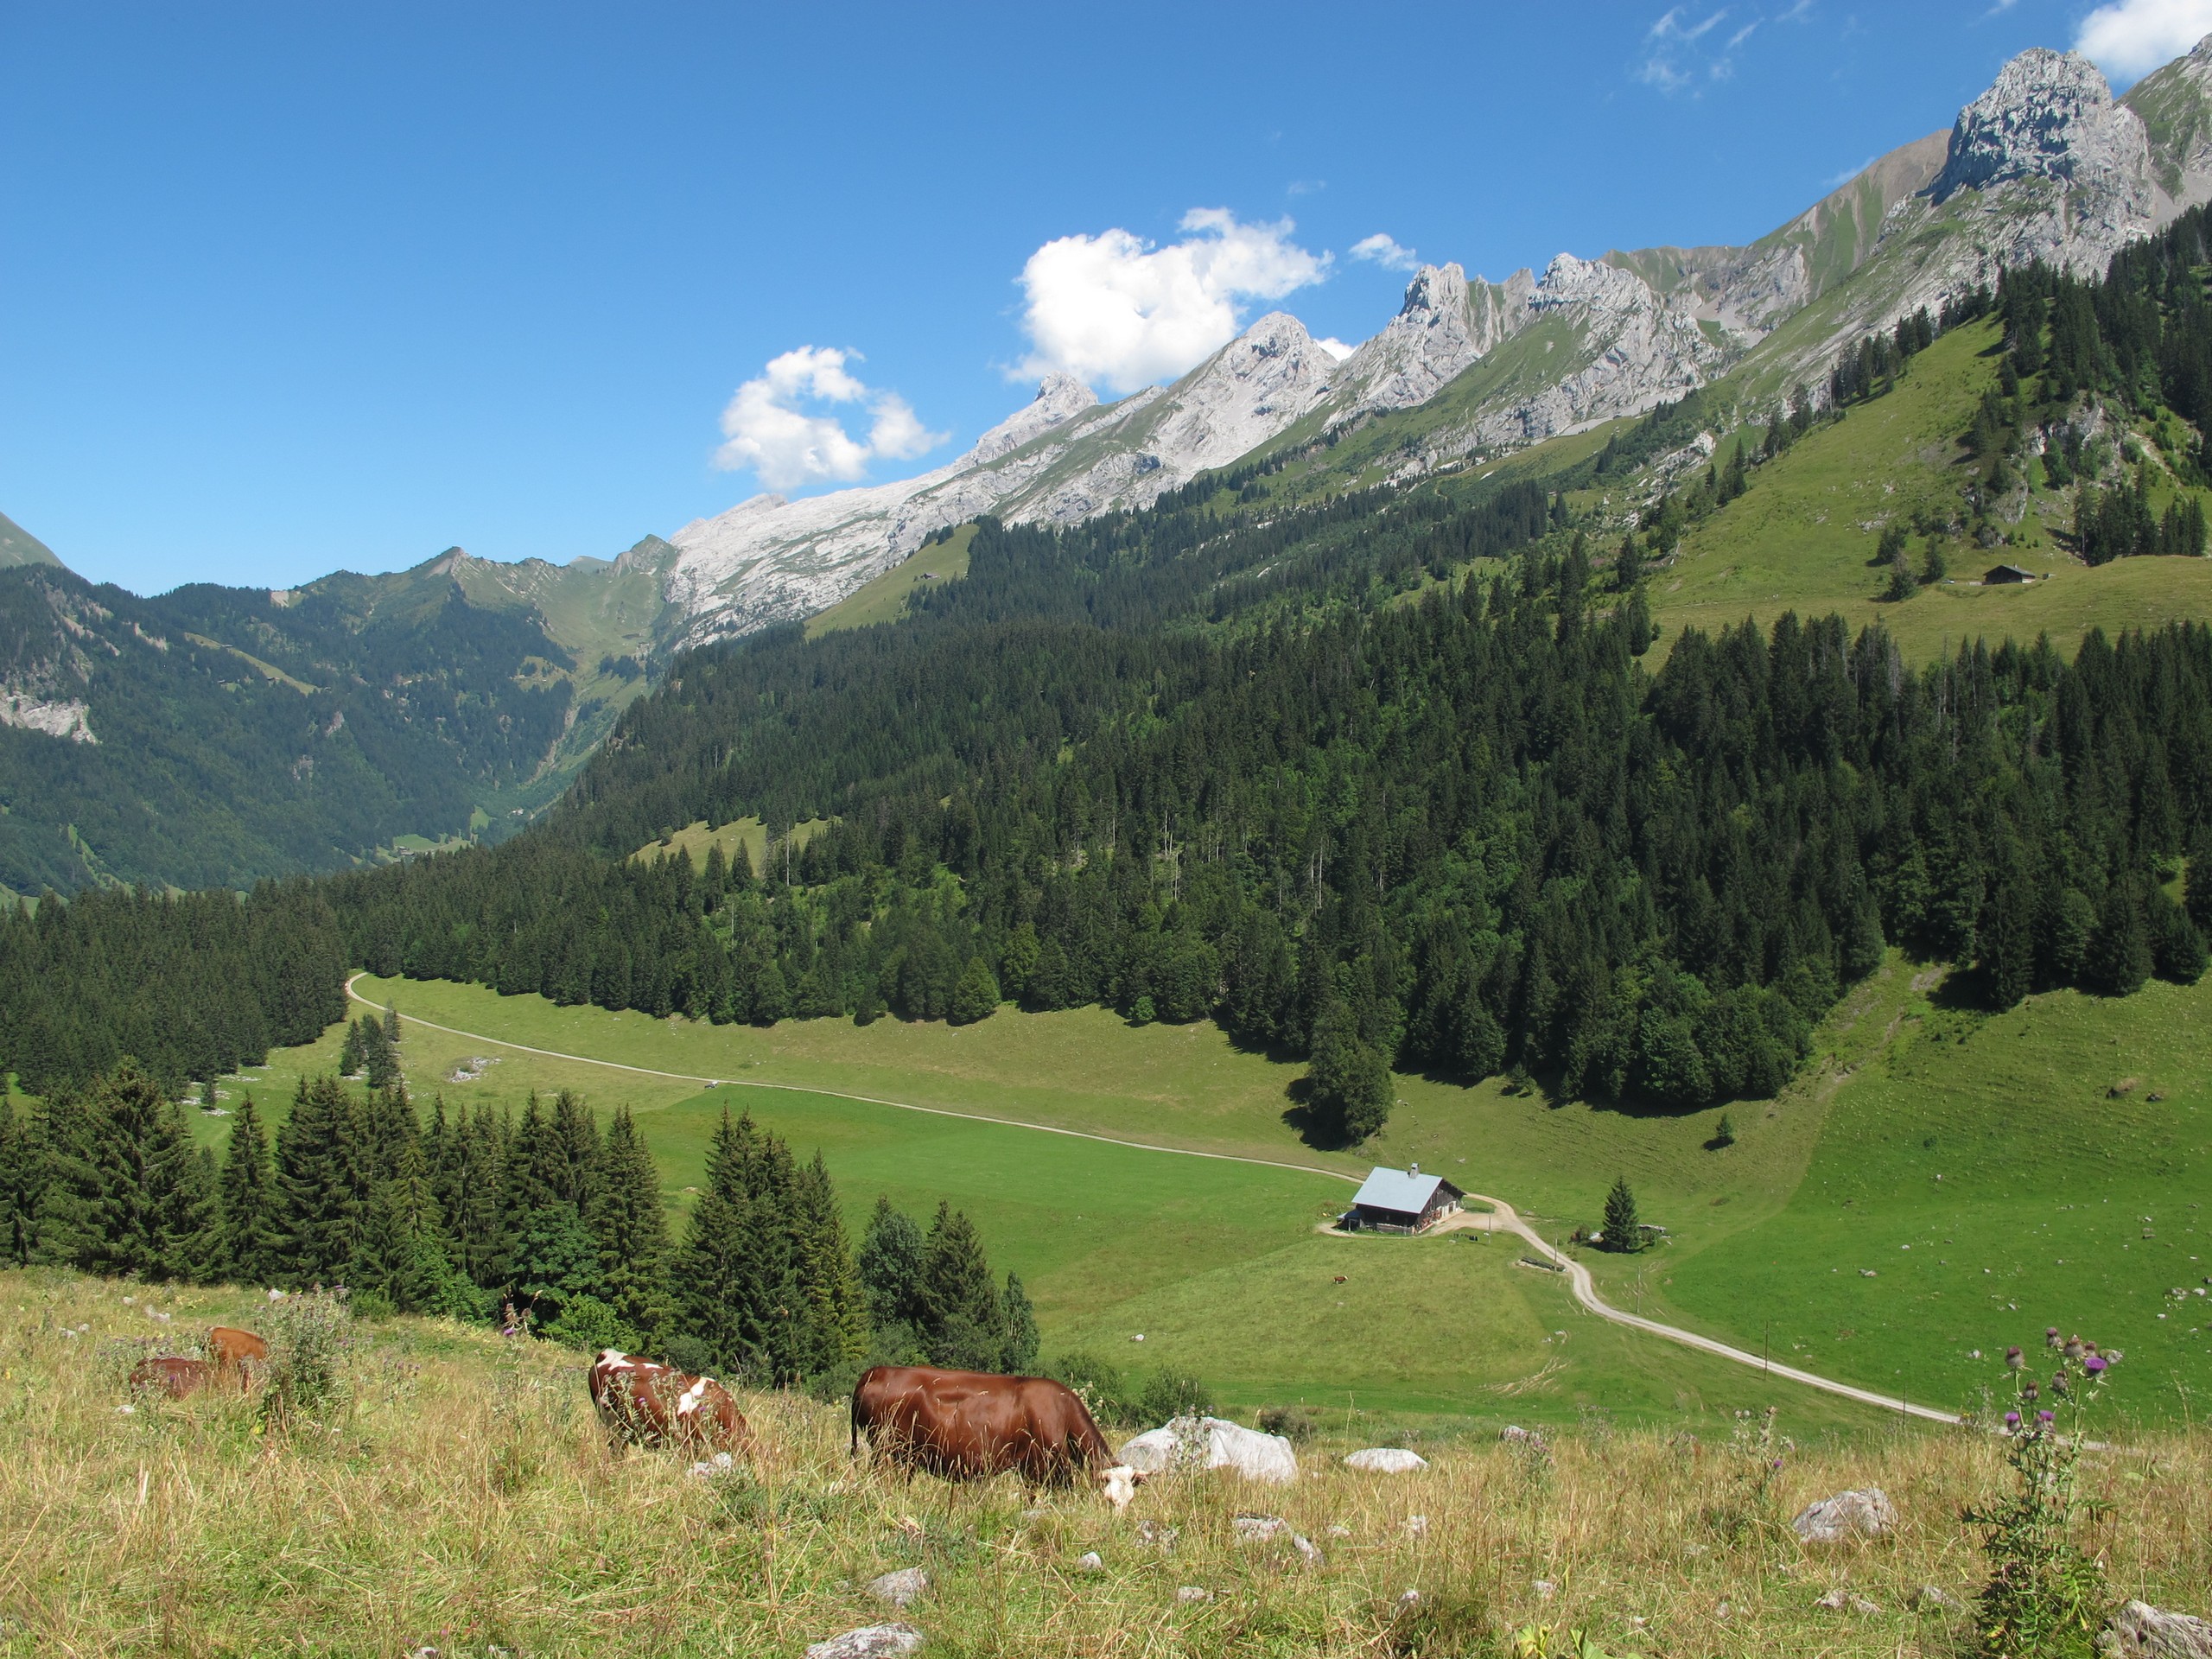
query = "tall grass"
xmin=1 ymin=1269 xmax=2205 ymax=1657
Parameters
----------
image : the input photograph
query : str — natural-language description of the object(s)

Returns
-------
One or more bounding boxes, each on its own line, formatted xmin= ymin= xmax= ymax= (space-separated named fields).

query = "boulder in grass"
xmin=866 ymin=1569 xmax=929 ymax=1611
xmin=1344 ymin=1448 xmax=1428 ymax=1474
xmin=1232 ymin=1514 xmax=1289 ymax=1545
xmin=805 ymin=1626 xmax=925 ymax=1659
xmin=2101 ymin=1600 xmax=2212 ymax=1659
xmin=1119 ymin=1416 xmax=1298 ymax=1484
xmin=1791 ymin=1488 xmax=1897 ymax=1543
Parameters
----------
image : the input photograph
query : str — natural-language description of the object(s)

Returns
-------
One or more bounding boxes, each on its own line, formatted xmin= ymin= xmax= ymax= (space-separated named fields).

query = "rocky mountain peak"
xmin=1329 ymin=262 xmax=1529 ymax=417
xmin=963 ymin=372 xmax=1100 ymax=466
xmin=1934 ymin=47 xmax=2147 ymax=203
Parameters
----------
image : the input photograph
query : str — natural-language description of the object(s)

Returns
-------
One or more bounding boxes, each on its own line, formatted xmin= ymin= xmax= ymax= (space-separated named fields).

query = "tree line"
xmin=0 ymin=1058 xmax=1034 ymax=1389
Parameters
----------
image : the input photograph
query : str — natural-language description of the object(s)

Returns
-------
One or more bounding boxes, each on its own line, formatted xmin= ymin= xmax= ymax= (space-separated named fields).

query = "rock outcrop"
xmin=2101 ymin=1600 xmax=2212 ymax=1659
xmin=1118 ymin=1416 xmax=1300 ymax=1484
xmin=1790 ymin=1487 xmax=1897 ymax=1543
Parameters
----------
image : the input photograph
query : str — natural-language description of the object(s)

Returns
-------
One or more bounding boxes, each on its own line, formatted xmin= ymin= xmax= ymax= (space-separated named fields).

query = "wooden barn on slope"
xmin=1344 ymin=1164 xmax=1465 ymax=1234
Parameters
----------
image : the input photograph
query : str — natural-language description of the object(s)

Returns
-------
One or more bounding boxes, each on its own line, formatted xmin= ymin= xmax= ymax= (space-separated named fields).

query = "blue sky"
xmin=3 ymin=0 xmax=2205 ymax=593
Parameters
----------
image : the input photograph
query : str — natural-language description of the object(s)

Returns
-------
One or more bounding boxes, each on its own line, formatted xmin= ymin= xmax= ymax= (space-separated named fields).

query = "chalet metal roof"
xmin=1986 ymin=564 xmax=2036 ymax=581
xmin=1351 ymin=1166 xmax=1450 ymax=1216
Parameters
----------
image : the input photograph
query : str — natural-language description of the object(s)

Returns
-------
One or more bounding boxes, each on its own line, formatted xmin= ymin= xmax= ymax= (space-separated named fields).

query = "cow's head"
xmin=1097 ymin=1464 xmax=1147 ymax=1510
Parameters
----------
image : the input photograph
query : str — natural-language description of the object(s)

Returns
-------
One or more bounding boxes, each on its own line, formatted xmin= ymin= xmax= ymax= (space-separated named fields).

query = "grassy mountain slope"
xmin=0 ymin=510 xmax=61 ymax=569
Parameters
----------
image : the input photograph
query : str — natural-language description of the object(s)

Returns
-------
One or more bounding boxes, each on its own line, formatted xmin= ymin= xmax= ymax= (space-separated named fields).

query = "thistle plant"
xmin=1963 ymin=1332 xmax=2113 ymax=1656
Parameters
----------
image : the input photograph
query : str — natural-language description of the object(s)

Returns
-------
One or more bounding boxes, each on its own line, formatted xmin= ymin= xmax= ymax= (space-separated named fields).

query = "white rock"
xmin=1072 ymin=1552 xmax=1103 ymax=1573
xmin=865 ymin=1568 xmax=929 ymax=1611
xmin=1344 ymin=1448 xmax=1428 ymax=1474
xmin=1135 ymin=1520 xmax=1178 ymax=1551
xmin=1175 ymin=1586 xmax=1214 ymax=1605
xmin=804 ymin=1625 xmax=925 ymax=1659
xmin=1915 ymin=1586 xmax=1967 ymax=1614
xmin=686 ymin=1452 xmax=734 ymax=1479
xmin=1792 ymin=1488 xmax=1897 ymax=1543
xmin=1118 ymin=1417 xmax=1298 ymax=1484
xmin=1231 ymin=1515 xmax=1288 ymax=1545
xmin=1291 ymin=1535 xmax=1324 ymax=1567
xmin=1403 ymin=1515 xmax=1429 ymax=1539
xmin=1533 ymin=1580 xmax=1556 ymax=1600
xmin=2102 ymin=1599 xmax=2212 ymax=1658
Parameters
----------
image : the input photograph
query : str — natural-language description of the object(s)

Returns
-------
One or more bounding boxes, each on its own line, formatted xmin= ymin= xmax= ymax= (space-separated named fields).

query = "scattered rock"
xmin=866 ymin=1569 xmax=929 ymax=1611
xmin=1232 ymin=1515 xmax=1288 ymax=1545
xmin=1499 ymin=1425 xmax=1533 ymax=1441
xmin=805 ymin=1626 xmax=925 ymax=1659
xmin=1072 ymin=1552 xmax=1103 ymax=1574
xmin=1815 ymin=1589 xmax=1880 ymax=1615
xmin=1135 ymin=1520 xmax=1179 ymax=1551
xmin=1119 ymin=1417 xmax=1298 ymax=1484
xmin=1175 ymin=1586 xmax=1214 ymax=1605
xmin=1853 ymin=1596 xmax=1882 ymax=1616
xmin=1681 ymin=1542 xmax=1708 ymax=1559
xmin=2101 ymin=1599 xmax=2212 ymax=1658
xmin=1395 ymin=1590 xmax=1422 ymax=1614
xmin=1792 ymin=1488 xmax=1897 ymax=1543
xmin=1344 ymin=1447 xmax=1428 ymax=1474
xmin=1403 ymin=1514 xmax=1430 ymax=1539
xmin=1291 ymin=1534 xmax=1324 ymax=1568
xmin=1534 ymin=1580 xmax=1557 ymax=1600
xmin=1018 ymin=1508 xmax=1049 ymax=1524
xmin=686 ymin=1452 xmax=734 ymax=1478
xmin=1716 ymin=1602 xmax=1732 ymax=1620
xmin=1914 ymin=1586 xmax=1967 ymax=1615
xmin=115 ymin=1403 xmax=135 ymax=1415
xmin=1326 ymin=1524 xmax=1352 ymax=1539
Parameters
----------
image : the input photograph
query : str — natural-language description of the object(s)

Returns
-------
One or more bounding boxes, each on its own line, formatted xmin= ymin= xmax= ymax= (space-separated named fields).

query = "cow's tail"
xmin=849 ymin=1382 xmax=863 ymax=1461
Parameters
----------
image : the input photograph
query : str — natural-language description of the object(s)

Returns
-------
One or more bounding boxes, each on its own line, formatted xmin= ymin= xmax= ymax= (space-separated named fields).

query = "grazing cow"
xmin=130 ymin=1356 xmax=218 ymax=1399
xmin=208 ymin=1326 xmax=269 ymax=1380
xmin=850 ymin=1364 xmax=1146 ymax=1508
xmin=588 ymin=1350 xmax=750 ymax=1453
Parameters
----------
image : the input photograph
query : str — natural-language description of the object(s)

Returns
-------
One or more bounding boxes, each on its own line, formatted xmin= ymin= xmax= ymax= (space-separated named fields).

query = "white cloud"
xmin=713 ymin=346 xmax=946 ymax=491
xmin=2075 ymin=0 xmax=2212 ymax=79
xmin=1640 ymin=4 xmax=1756 ymax=92
xmin=1316 ymin=336 xmax=1357 ymax=361
xmin=1351 ymin=232 xmax=1421 ymax=271
xmin=1014 ymin=208 xmax=1332 ymax=393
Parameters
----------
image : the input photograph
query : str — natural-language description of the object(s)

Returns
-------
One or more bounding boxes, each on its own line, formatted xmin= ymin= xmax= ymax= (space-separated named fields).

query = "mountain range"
xmin=11 ymin=34 xmax=2212 ymax=893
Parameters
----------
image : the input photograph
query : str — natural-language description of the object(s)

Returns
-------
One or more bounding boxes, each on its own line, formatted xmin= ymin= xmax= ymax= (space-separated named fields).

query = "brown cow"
xmin=588 ymin=1350 xmax=750 ymax=1453
xmin=850 ymin=1364 xmax=1145 ymax=1508
xmin=208 ymin=1326 xmax=269 ymax=1372
xmin=130 ymin=1356 xmax=218 ymax=1398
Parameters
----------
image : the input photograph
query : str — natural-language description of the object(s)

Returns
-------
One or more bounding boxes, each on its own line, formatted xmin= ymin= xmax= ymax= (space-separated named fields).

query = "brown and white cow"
xmin=130 ymin=1356 xmax=219 ymax=1398
xmin=849 ymin=1364 xmax=1145 ymax=1508
xmin=588 ymin=1350 xmax=750 ymax=1453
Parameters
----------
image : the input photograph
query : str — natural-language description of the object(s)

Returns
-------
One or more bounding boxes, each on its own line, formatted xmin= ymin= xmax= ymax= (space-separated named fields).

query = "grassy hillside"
xmin=2 ymin=1269 xmax=2204 ymax=1657
xmin=806 ymin=524 xmax=978 ymax=639
xmin=205 ymin=955 xmax=2212 ymax=1428
xmin=1648 ymin=319 xmax=2212 ymax=660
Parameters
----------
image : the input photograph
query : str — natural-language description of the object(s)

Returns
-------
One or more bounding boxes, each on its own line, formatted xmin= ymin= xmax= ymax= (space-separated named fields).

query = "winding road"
xmin=349 ymin=975 xmax=1963 ymax=1427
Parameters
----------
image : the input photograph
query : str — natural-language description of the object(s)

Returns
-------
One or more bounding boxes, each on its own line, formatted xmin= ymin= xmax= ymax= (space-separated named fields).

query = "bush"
xmin=261 ymin=1290 xmax=353 ymax=1423
xmin=1136 ymin=1366 xmax=1214 ymax=1427
xmin=541 ymin=1294 xmax=639 ymax=1356
xmin=658 ymin=1334 xmax=717 ymax=1376
xmin=1255 ymin=1404 xmax=1317 ymax=1442
xmin=1047 ymin=1351 xmax=1136 ymax=1427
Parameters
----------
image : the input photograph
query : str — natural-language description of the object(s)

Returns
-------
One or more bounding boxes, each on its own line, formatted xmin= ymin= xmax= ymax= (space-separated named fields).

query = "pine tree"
xmin=382 ymin=1003 xmax=402 ymax=1049
xmin=273 ymin=1074 xmax=372 ymax=1286
xmin=2186 ymin=822 xmax=2212 ymax=938
xmin=1307 ymin=1001 xmax=1392 ymax=1144
xmin=23 ymin=1090 xmax=101 ymax=1269
xmin=1602 ymin=1174 xmax=1643 ymax=1253
xmin=1001 ymin=1270 xmax=1039 ymax=1374
xmin=919 ymin=1201 xmax=1005 ymax=1370
xmin=948 ymin=956 xmax=1001 ymax=1026
xmin=358 ymin=1135 xmax=467 ymax=1316
xmin=674 ymin=1107 xmax=752 ymax=1370
xmin=504 ymin=1094 xmax=601 ymax=1325
xmin=449 ymin=1104 xmax=512 ymax=1287
xmin=0 ymin=1091 xmax=26 ymax=1266
xmin=550 ymin=1090 xmax=603 ymax=1216
xmin=591 ymin=1106 xmax=673 ymax=1344
xmin=859 ymin=1195 xmax=927 ymax=1343
xmin=219 ymin=1093 xmax=282 ymax=1286
xmin=792 ymin=1152 xmax=867 ymax=1374
xmin=2086 ymin=880 xmax=2152 ymax=996
xmin=83 ymin=1065 xmax=215 ymax=1281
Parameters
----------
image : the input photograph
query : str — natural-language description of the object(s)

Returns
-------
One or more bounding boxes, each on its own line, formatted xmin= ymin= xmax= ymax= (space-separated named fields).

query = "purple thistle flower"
xmin=2050 ymin=1370 xmax=2069 ymax=1394
xmin=2004 ymin=1410 xmax=2022 ymax=1429
xmin=2085 ymin=1355 xmax=2107 ymax=1375
xmin=2005 ymin=1345 xmax=2024 ymax=1369
xmin=2045 ymin=1326 xmax=2061 ymax=1348
xmin=2037 ymin=1410 xmax=2055 ymax=1424
xmin=2022 ymin=1380 xmax=2039 ymax=1402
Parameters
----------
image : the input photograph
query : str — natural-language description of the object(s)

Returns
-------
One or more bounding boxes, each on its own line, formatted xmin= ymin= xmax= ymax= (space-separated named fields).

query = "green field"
xmin=194 ymin=950 xmax=2212 ymax=1430
xmin=804 ymin=522 xmax=977 ymax=638
xmin=1651 ymin=318 xmax=2212 ymax=661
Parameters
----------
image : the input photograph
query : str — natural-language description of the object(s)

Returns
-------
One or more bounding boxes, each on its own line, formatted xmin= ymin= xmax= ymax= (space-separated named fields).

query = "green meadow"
xmin=1649 ymin=317 xmax=2212 ymax=662
xmin=184 ymin=949 xmax=2209 ymax=1430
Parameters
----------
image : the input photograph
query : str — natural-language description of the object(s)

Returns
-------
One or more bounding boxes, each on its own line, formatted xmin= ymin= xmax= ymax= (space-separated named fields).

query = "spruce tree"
xmin=550 ymin=1090 xmax=603 ymax=1216
xmin=1602 ymin=1174 xmax=1643 ymax=1253
xmin=219 ymin=1093 xmax=282 ymax=1286
xmin=858 ymin=1196 xmax=927 ymax=1341
xmin=1307 ymin=1001 xmax=1392 ymax=1144
xmin=1001 ymin=1270 xmax=1039 ymax=1374
xmin=2087 ymin=880 xmax=2152 ymax=996
xmin=919 ymin=1201 xmax=1005 ymax=1371
xmin=674 ymin=1107 xmax=752 ymax=1371
xmin=83 ymin=1065 xmax=215 ymax=1281
xmin=948 ymin=957 xmax=1001 ymax=1026
xmin=24 ymin=1090 xmax=101 ymax=1269
xmin=792 ymin=1152 xmax=867 ymax=1374
xmin=358 ymin=1135 xmax=467 ymax=1316
xmin=504 ymin=1095 xmax=601 ymax=1325
xmin=591 ymin=1106 xmax=673 ymax=1344
xmin=0 ymin=1091 xmax=26 ymax=1266
xmin=273 ymin=1074 xmax=372 ymax=1286
xmin=2186 ymin=822 xmax=2212 ymax=938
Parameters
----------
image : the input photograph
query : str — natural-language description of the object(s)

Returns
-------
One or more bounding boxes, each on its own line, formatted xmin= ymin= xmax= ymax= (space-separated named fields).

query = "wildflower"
xmin=2044 ymin=1326 xmax=2061 ymax=1348
xmin=2004 ymin=1410 xmax=2022 ymax=1429
xmin=2005 ymin=1345 xmax=2024 ymax=1369
xmin=2063 ymin=1336 xmax=2085 ymax=1361
xmin=2022 ymin=1380 xmax=2039 ymax=1402
xmin=2050 ymin=1370 xmax=2069 ymax=1395
xmin=2084 ymin=1355 xmax=2107 ymax=1375
xmin=2037 ymin=1410 xmax=2055 ymax=1424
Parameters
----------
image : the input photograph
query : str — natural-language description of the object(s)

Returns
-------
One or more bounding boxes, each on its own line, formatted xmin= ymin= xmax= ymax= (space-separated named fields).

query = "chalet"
xmin=1344 ymin=1164 xmax=1465 ymax=1234
xmin=1984 ymin=563 xmax=2036 ymax=585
